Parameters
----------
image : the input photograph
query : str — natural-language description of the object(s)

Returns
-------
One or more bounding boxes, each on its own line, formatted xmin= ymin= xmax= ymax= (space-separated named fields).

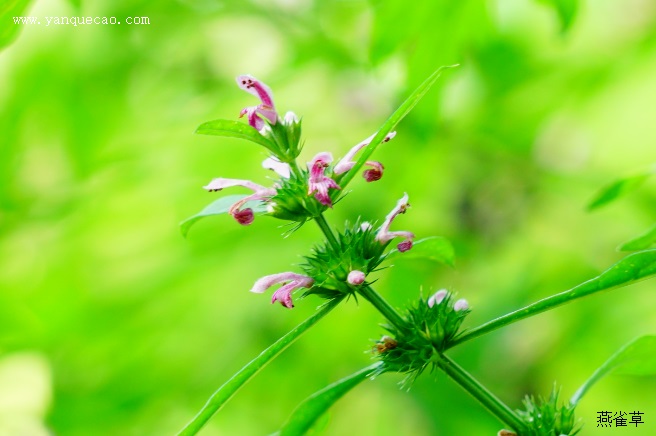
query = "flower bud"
xmin=427 ymin=289 xmax=448 ymax=308
xmin=347 ymin=270 xmax=366 ymax=285
xmin=454 ymin=298 xmax=469 ymax=311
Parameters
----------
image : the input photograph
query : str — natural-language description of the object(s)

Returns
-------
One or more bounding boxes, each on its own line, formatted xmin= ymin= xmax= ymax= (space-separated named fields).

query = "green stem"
xmin=358 ymin=285 xmax=409 ymax=331
xmin=436 ymin=354 xmax=526 ymax=433
xmin=177 ymin=297 xmax=343 ymax=436
xmin=314 ymin=213 xmax=339 ymax=250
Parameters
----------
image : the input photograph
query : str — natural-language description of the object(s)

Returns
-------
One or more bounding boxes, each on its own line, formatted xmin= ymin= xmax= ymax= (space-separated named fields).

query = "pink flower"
xmin=262 ymin=157 xmax=291 ymax=178
xmin=334 ymin=131 xmax=396 ymax=176
xmin=307 ymin=152 xmax=340 ymax=206
xmin=236 ymin=75 xmax=278 ymax=130
xmin=203 ymin=178 xmax=276 ymax=225
xmin=427 ymin=289 xmax=448 ymax=308
xmin=362 ymin=161 xmax=384 ymax=182
xmin=250 ymin=272 xmax=315 ymax=309
xmin=376 ymin=193 xmax=415 ymax=251
xmin=347 ymin=270 xmax=366 ymax=285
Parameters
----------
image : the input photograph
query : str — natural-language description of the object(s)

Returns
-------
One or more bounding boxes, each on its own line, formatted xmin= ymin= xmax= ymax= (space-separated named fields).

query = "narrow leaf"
xmin=452 ymin=249 xmax=656 ymax=346
xmin=1 ymin=0 xmax=32 ymax=50
xmin=278 ymin=364 xmax=380 ymax=436
xmin=571 ymin=335 xmax=656 ymax=405
xmin=618 ymin=223 xmax=656 ymax=252
xmin=179 ymin=195 xmax=268 ymax=237
xmin=177 ymin=298 xmax=343 ymax=436
xmin=196 ymin=119 xmax=277 ymax=151
xmin=386 ymin=236 xmax=455 ymax=267
xmin=587 ymin=172 xmax=652 ymax=211
xmin=338 ymin=65 xmax=459 ymax=189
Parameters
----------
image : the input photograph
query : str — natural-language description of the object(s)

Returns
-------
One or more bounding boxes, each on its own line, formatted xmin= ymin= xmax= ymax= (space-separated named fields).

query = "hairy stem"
xmin=436 ymin=353 xmax=526 ymax=433
xmin=177 ymin=297 xmax=343 ymax=435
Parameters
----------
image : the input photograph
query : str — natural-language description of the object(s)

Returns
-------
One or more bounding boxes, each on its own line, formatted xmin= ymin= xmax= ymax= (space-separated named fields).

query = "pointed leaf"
xmin=196 ymin=119 xmax=277 ymax=151
xmin=587 ymin=171 xmax=653 ymax=211
xmin=571 ymin=336 xmax=656 ymax=405
xmin=618 ymin=224 xmax=656 ymax=251
xmin=337 ymin=65 xmax=459 ymax=189
xmin=278 ymin=364 xmax=379 ymax=436
xmin=453 ymin=249 xmax=656 ymax=346
xmin=177 ymin=299 xmax=343 ymax=435
xmin=1 ymin=0 xmax=33 ymax=50
xmin=179 ymin=194 xmax=268 ymax=237
xmin=386 ymin=236 xmax=455 ymax=267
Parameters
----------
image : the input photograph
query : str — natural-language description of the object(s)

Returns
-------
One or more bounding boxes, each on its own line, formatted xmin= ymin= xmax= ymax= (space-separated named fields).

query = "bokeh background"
xmin=1 ymin=0 xmax=656 ymax=434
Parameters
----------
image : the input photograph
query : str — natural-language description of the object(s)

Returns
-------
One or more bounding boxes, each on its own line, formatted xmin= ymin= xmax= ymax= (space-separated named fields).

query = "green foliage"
xmin=517 ymin=387 xmax=580 ymax=436
xmin=179 ymin=194 xmax=269 ymax=237
xmin=196 ymin=119 xmax=279 ymax=152
xmin=570 ymin=335 xmax=656 ymax=406
xmin=0 ymin=0 xmax=32 ymax=50
xmin=618 ymin=223 xmax=656 ymax=251
xmin=277 ymin=364 xmax=379 ymax=436
xmin=385 ymin=236 xmax=455 ymax=267
xmin=587 ymin=171 xmax=653 ymax=211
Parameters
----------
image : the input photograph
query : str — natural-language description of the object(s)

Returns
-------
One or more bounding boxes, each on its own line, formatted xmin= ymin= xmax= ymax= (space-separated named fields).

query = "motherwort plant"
xmin=178 ymin=70 xmax=656 ymax=435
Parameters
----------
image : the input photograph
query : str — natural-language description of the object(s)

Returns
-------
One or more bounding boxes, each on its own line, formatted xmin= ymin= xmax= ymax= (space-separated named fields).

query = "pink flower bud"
xmin=347 ymin=270 xmax=366 ymax=285
xmin=454 ymin=299 xmax=469 ymax=311
xmin=427 ymin=289 xmax=448 ymax=308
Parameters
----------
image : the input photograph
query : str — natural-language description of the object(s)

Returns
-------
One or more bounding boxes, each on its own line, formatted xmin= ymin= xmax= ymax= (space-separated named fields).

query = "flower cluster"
xmin=203 ymin=76 xmax=398 ymax=226
xmin=374 ymin=290 xmax=470 ymax=379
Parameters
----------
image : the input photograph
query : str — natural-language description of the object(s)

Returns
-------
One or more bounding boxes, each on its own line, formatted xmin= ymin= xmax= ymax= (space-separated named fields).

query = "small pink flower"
xmin=250 ymin=272 xmax=315 ymax=309
xmin=236 ymin=75 xmax=278 ymax=130
xmin=427 ymin=289 xmax=449 ymax=308
xmin=307 ymin=152 xmax=340 ymax=206
xmin=334 ymin=131 xmax=396 ymax=175
xmin=262 ymin=157 xmax=291 ymax=178
xmin=362 ymin=161 xmax=384 ymax=182
xmin=203 ymin=178 xmax=276 ymax=225
xmin=347 ymin=270 xmax=366 ymax=285
xmin=376 ymin=193 xmax=415 ymax=251
xmin=454 ymin=299 xmax=469 ymax=312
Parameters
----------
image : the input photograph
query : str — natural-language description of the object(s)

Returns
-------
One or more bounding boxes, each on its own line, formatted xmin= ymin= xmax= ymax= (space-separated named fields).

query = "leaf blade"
xmin=571 ymin=335 xmax=656 ymax=405
xmin=587 ymin=173 xmax=652 ymax=211
xmin=618 ymin=223 xmax=656 ymax=252
xmin=278 ymin=364 xmax=379 ymax=436
xmin=386 ymin=236 xmax=455 ymax=267
xmin=196 ymin=119 xmax=278 ymax=151
xmin=179 ymin=194 xmax=269 ymax=237
xmin=337 ymin=65 xmax=459 ymax=190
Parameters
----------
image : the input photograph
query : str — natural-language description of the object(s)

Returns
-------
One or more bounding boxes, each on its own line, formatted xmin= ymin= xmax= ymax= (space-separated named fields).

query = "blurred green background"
xmin=1 ymin=0 xmax=656 ymax=434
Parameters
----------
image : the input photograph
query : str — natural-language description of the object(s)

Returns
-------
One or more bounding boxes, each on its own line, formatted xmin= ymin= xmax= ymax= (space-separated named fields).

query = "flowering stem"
xmin=358 ymin=285 xmax=409 ymax=331
xmin=314 ymin=213 xmax=339 ymax=250
xmin=436 ymin=353 xmax=526 ymax=433
xmin=177 ymin=297 xmax=343 ymax=436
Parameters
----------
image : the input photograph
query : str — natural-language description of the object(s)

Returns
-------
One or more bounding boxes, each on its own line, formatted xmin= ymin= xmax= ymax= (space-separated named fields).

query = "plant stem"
xmin=314 ymin=213 xmax=339 ymax=250
xmin=436 ymin=353 xmax=526 ymax=433
xmin=358 ymin=285 xmax=409 ymax=331
xmin=177 ymin=297 xmax=343 ymax=436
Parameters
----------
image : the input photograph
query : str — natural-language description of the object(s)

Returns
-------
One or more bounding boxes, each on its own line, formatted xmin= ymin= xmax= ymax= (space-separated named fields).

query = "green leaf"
xmin=587 ymin=172 xmax=652 ymax=211
xmin=452 ymin=249 xmax=656 ymax=346
xmin=571 ymin=335 xmax=656 ymax=405
xmin=278 ymin=364 xmax=379 ymax=436
xmin=179 ymin=195 xmax=268 ymax=237
xmin=385 ymin=236 xmax=455 ymax=267
xmin=1 ymin=0 xmax=33 ymax=51
xmin=177 ymin=298 xmax=343 ymax=436
xmin=618 ymin=224 xmax=656 ymax=251
xmin=196 ymin=119 xmax=278 ymax=151
xmin=337 ymin=65 xmax=459 ymax=190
